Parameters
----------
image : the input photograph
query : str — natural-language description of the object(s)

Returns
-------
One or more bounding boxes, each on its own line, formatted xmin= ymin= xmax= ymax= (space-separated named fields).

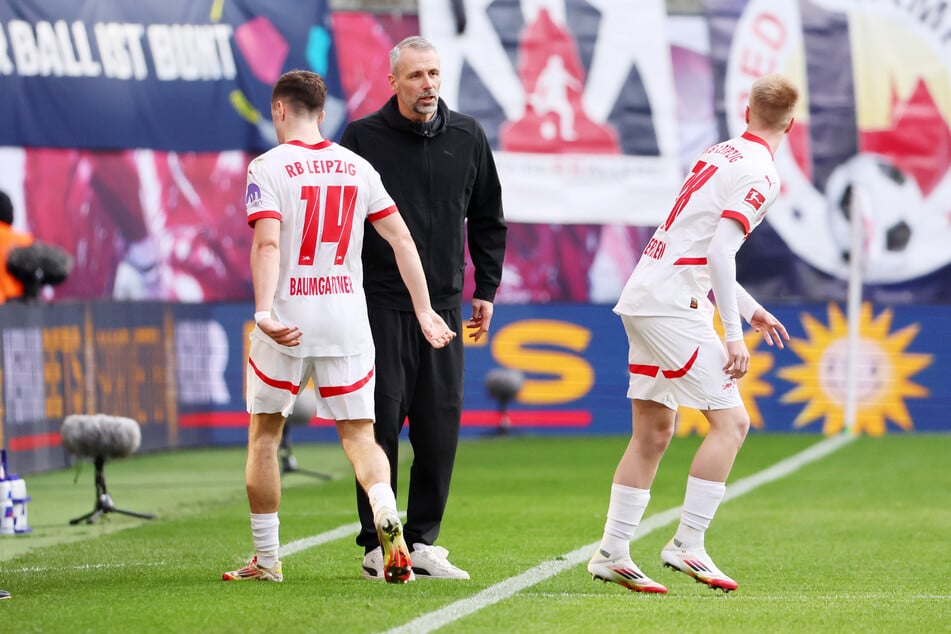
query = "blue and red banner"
xmin=2 ymin=300 xmax=947 ymax=475
xmin=0 ymin=0 xmax=344 ymax=151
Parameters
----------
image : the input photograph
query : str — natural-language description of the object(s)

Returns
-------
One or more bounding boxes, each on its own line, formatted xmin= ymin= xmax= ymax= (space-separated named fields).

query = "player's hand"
xmin=749 ymin=308 xmax=789 ymax=349
xmin=417 ymin=310 xmax=457 ymax=348
xmin=723 ymin=339 xmax=750 ymax=379
xmin=257 ymin=317 xmax=302 ymax=347
xmin=466 ymin=299 xmax=494 ymax=342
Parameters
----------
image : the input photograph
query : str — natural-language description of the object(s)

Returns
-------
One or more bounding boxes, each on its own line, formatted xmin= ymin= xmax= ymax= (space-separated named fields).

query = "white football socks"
xmin=674 ymin=476 xmax=727 ymax=550
xmin=367 ymin=482 xmax=398 ymax=517
xmin=599 ymin=483 xmax=651 ymax=558
xmin=250 ymin=512 xmax=280 ymax=568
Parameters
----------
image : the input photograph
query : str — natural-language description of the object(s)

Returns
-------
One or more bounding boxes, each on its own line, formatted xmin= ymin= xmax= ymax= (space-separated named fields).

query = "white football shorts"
xmin=621 ymin=314 xmax=742 ymax=411
xmin=246 ymin=337 xmax=376 ymax=421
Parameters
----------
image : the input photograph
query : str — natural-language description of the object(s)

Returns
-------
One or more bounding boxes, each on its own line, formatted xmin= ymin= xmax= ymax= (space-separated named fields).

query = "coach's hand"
xmin=466 ymin=299 xmax=494 ymax=342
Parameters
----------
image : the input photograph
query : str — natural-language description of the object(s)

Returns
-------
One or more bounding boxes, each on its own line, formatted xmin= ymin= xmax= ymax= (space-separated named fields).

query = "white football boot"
xmin=587 ymin=548 xmax=668 ymax=594
xmin=661 ymin=539 xmax=738 ymax=592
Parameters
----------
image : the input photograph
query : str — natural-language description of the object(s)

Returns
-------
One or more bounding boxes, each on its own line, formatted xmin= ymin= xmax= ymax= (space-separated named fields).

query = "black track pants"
xmin=355 ymin=305 xmax=464 ymax=551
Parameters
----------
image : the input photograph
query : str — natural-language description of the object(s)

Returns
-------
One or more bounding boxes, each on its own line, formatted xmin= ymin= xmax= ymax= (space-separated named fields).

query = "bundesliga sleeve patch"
xmin=744 ymin=187 xmax=766 ymax=210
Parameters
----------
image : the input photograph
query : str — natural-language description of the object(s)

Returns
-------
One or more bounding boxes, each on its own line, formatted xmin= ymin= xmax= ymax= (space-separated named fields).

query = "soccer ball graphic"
xmin=825 ymin=153 xmax=920 ymax=266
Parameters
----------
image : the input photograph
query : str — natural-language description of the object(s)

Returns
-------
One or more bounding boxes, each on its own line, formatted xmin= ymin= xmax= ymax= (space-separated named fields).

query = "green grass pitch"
xmin=1 ymin=434 xmax=949 ymax=633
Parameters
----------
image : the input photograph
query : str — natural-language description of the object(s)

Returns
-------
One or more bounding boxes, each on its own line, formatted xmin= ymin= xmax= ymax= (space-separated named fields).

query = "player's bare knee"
xmin=705 ymin=408 xmax=749 ymax=446
xmin=339 ymin=425 xmax=377 ymax=458
xmin=649 ymin=423 xmax=675 ymax=453
xmin=248 ymin=433 xmax=281 ymax=457
xmin=732 ymin=414 xmax=751 ymax=445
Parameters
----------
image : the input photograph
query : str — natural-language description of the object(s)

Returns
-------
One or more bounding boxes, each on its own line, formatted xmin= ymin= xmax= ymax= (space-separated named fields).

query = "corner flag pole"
xmin=844 ymin=187 xmax=866 ymax=434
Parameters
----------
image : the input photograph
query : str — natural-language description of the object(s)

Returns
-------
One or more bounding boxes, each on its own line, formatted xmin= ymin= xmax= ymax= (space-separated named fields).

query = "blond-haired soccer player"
xmin=588 ymin=74 xmax=799 ymax=593
xmin=223 ymin=70 xmax=455 ymax=584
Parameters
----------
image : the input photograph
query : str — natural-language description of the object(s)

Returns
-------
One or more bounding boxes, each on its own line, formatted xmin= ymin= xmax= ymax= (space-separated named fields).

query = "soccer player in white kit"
xmin=588 ymin=74 xmax=799 ymax=594
xmin=223 ymin=70 xmax=455 ymax=584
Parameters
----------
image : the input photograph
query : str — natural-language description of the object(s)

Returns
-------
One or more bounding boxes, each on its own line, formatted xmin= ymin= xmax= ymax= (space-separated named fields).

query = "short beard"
xmin=413 ymin=101 xmax=437 ymax=114
xmin=413 ymin=96 xmax=437 ymax=117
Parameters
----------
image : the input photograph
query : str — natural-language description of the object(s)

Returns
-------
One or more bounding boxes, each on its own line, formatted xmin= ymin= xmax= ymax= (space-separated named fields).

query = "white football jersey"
xmin=245 ymin=140 xmax=397 ymax=357
xmin=614 ymin=132 xmax=780 ymax=319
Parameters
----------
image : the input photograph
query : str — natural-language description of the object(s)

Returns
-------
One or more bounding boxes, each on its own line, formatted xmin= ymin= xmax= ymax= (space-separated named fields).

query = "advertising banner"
xmin=0 ymin=0 xmax=345 ymax=151
xmin=2 ymin=300 xmax=946 ymax=475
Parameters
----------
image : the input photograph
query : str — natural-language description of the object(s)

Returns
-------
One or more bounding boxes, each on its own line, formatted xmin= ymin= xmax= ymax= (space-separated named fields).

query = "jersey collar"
xmin=741 ymin=131 xmax=773 ymax=159
xmin=286 ymin=139 xmax=332 ymax=150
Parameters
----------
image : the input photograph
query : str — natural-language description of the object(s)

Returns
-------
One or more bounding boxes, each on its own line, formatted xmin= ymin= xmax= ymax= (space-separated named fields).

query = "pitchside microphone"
xmin=60 ymin=414 xmax=155 ymax=525
xmin=485 ymin=368 xmax=524 ymax=436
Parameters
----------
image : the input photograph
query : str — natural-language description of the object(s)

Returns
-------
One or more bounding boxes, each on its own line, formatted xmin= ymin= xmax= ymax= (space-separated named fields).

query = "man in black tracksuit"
xmin=340 ymin=36 xmax=506 ymax=580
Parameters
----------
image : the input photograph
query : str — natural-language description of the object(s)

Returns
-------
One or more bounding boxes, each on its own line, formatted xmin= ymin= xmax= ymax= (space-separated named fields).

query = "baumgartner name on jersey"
xmin=289 ymin=275 xmax=354 ymax=296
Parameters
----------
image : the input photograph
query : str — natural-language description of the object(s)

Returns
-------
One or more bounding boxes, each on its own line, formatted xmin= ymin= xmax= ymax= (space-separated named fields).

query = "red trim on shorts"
xmin=629 ymin=363 xmax=660 ymax=377
xmin=368 ymin=205 xmax=399 ymax=223
xmin=248 ymin=356 xmax=301 ymax=394
xmin=661 ymin=347 xmax=699 ymax=379
xmin=721 ymin=210 xmax=751 ymax=235
xmin=318 ymin=366 xmax=374 ymax=398
xmin=673 ymin=257 xmax=707 ymax=265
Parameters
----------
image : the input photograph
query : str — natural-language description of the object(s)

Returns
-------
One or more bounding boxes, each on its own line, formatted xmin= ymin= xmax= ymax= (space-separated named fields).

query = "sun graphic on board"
xmin=675 ymin=312 xmax=774 ymax=437
xmin=779 ymin=303 xmax=931 ymax=436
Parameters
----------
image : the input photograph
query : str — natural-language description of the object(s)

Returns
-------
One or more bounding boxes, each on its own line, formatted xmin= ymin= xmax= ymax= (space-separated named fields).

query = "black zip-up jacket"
xmin=339 ymin=96 xmax=506 ymax=312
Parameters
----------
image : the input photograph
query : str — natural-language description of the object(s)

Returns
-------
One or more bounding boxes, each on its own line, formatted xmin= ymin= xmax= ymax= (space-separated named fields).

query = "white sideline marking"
xmin=280 ymin=511 xmax=404 ymax=558
xmin=2 ymin=561 xmax=169 ymax=574
xmin=528 ymin=592 xmax=951 ymax=601
xmin=6 ymin=524 xmax=364 ymax=575
xmin=382 ymin=433 xmax=857 ymax=634
xmin=281 ymin=522 xmax=362 ymax=557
